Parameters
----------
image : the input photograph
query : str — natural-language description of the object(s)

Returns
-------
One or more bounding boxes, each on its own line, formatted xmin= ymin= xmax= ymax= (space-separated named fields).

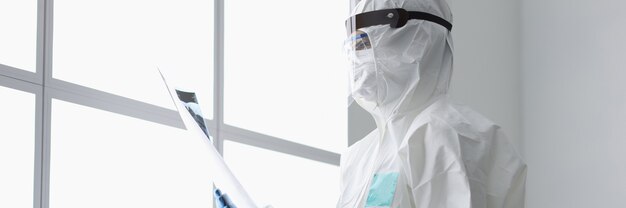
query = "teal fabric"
xmin=365 ymin=172 xmax=400 ymax=207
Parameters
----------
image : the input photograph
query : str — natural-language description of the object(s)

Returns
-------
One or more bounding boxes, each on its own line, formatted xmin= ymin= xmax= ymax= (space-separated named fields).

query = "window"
xmin=0 ymin=86 xmax=36 ymax=208
xmin=52 ymin=0 xmax=214 ymax=115
xmin=222 ymin=0 xmax=348 ymax=206
xmin=224 ymin=0 xmax=349 ymax=153
xmin=224 ymin=140 xmax=339 ymax=208
xmin=0 ymin=0 xmax=37 ymax=72
xmin=0 ymin=0 xmax=348 ymax=207
xmin=50 ymin=99 xmax=213 ymax=208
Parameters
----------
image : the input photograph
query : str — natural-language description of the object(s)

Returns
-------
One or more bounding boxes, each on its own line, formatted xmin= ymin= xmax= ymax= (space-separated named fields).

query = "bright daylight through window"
xmin=224 ymin=0 xmax=349 ymax=153
xmin=52 ymin=0 xmax=214 ymax=116
xmin=0 ymin=86 xmax=35 ymax=208
xmin=50 ymin=99 xmax=213 ymax=207
xmin=0 ymin=0 xmax=37 ymax=72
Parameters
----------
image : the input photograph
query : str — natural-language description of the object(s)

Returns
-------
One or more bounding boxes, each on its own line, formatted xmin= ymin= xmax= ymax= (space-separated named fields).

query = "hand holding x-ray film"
xmin=158 ymin=68 xmax=260 ymax=208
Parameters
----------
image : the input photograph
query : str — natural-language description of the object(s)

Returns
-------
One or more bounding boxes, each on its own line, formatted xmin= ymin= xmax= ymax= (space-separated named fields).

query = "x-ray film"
xmin=175 ymin=89 xmax=211 ymax=140
xmin=158 ymin=68 xmax=257 ymax=208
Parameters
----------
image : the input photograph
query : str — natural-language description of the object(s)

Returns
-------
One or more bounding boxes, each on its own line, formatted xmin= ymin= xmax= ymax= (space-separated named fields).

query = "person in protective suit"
xmin=338 ymin=0 xmax=527 ymax=207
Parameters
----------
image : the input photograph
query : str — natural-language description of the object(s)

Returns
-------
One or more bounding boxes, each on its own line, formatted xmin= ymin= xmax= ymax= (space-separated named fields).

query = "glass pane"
xmin=224 ymin=140 xmax=339 ymax=208
xmin=52 ymin=0 xmax=214 ymax=118
xmin=0 ymin=0 xmax=37 ymax=71
xmin=0 ymin=86 xmax=35 ymax=208
xmin=50 ymin=99 xmax=213 ymax=208
xmin=224 ymin=0 xmax=349 ymax=152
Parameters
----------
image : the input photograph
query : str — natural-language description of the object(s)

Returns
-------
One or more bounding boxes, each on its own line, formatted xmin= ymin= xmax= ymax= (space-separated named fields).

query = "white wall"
xmin=522 ymin=1 xmax=626 ymax=207
xmin=448 ymin=0 xmax=523 ymax=148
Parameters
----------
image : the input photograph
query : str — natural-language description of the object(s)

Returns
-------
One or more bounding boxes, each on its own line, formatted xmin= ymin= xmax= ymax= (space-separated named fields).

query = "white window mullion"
xmin=39 ymin=0 xmax=52 ymax=207
xmin=34 ymin=86 xmax=44 ymax=208
xmin=221 ymin=124 xmax=340 ymax=166
xmin=214 ymin=0 xmax=225 ymax=155
xmin=0 ymin=66 xmax=40 ymax=85
xmin=46 ymin=80 xmax=185 ymax=129
xmin=40 ymin=88 xmax=51 ymax=208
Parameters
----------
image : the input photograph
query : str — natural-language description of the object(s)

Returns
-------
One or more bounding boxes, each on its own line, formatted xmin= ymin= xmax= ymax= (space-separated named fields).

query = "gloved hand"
xmin=213 ymin=188 xmax=273 ymax=208
xmin=214 ymin=188 xmax=236 ymax=208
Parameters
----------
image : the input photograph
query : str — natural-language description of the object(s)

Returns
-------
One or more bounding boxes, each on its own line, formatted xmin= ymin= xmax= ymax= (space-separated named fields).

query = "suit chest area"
xmin=340 ymin=138 xmax=413 ymax=207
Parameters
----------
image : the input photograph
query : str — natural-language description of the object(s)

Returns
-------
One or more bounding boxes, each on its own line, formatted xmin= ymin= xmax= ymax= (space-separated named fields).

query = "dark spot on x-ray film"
xmin=176 ymin=89 xmax=211 ymax=140
xmin=176 ymin=89 xmax=198 ymax=103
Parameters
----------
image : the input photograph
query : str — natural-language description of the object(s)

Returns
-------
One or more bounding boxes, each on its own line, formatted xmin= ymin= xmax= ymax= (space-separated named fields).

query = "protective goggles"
xmin=345 ymin=31 xmax=372 ymax=51
xmin=345 ymin=8 xmax=452 ymax=35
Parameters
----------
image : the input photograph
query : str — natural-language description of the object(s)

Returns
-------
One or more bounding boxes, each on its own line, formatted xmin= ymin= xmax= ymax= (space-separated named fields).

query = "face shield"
xmin=343 ymin=8 xmax=452 ymax=113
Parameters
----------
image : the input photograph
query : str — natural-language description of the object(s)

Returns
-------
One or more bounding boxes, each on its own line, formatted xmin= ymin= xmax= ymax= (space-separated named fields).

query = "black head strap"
xmin=345 ymin=8 xmax=452 ymax=34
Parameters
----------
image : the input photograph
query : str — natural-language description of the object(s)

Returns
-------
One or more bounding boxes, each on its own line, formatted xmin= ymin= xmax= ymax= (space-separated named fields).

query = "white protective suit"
xmin=338 ymin=0 xmax=527 ymax=207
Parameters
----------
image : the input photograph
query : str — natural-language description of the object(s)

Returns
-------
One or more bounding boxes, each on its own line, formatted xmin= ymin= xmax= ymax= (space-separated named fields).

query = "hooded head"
xmin=345 ymin=0 xmax=454 ymax=125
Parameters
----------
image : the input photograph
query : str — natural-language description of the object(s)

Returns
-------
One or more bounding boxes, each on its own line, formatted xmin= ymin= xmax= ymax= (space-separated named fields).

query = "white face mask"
xmin=345 ymin=30 xmax=379 ymax=111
